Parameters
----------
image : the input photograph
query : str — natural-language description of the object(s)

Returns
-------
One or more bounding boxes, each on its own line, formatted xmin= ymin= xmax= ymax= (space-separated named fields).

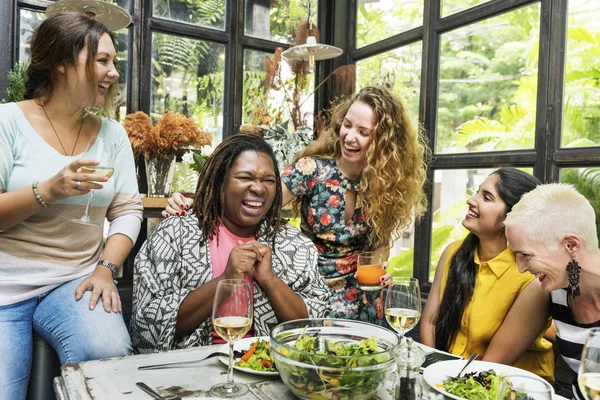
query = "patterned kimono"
xmin=130 ymin=214 xmax=331 ymax=354
xmin=282 ymin=156 xmax=385 ymax=325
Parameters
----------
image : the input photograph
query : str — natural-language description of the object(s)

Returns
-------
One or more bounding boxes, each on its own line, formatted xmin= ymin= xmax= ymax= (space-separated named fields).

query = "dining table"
xmin=53 ymin=343 xmax=569 ymax=400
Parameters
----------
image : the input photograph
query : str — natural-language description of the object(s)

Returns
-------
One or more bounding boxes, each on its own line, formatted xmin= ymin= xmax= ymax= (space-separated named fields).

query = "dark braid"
xmin=434 ymin=168 xmax=541 ymax=352
xmin=192 ymin=134 xmax=283 ymax=248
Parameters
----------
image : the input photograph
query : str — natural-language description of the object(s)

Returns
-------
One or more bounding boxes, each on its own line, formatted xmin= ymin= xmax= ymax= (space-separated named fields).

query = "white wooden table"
xmin=53 ymin=345 xmax=569 ymax=400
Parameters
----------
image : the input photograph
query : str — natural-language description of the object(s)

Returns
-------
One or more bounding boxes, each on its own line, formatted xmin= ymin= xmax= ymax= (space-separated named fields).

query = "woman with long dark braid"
xmin=420 ymin=168 xmax=554 ymax=382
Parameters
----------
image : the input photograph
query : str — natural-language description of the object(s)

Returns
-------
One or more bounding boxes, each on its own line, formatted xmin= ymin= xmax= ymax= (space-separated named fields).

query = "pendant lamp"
xmin=281 ymin=1 xmax=343 ymax=72
xmin=46 ymin=0 xmax=132 ymax=31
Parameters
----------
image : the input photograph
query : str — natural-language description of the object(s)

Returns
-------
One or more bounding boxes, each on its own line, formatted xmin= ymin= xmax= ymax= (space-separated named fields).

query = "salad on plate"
xmin=235 ymin=338 xmax=276 ymax=372
xmin=441 ymin=369 xmax=503 ymax=400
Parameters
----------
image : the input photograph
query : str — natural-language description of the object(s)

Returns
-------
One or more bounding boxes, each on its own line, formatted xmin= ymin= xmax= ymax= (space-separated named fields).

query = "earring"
xmin=566 ymin=257 xmax=581 ymax=299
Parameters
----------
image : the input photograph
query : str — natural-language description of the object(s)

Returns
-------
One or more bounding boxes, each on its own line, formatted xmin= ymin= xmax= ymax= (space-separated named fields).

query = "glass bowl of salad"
xmin=269 ymin=318 xmax=399 ymax=400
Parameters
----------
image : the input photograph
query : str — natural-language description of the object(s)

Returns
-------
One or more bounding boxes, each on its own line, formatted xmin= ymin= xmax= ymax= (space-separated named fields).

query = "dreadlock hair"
xmin=434 ymin=168 xmax=541 ymax=352
xmin=192 ymin=134 xmax=283 ymax=248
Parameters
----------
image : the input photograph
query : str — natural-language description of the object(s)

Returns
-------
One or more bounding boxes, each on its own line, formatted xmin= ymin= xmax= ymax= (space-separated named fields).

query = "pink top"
xmin=210 ymin=224 xmax=255 ymax=344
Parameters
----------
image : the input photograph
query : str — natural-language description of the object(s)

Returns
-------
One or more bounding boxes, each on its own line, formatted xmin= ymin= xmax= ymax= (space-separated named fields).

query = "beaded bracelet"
xmin=32 ymin=181 xmax=50 ymax=209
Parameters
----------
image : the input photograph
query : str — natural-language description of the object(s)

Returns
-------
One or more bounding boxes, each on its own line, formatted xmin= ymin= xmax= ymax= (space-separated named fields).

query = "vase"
xmin=145 ymin=155 xmax=176 ymax=197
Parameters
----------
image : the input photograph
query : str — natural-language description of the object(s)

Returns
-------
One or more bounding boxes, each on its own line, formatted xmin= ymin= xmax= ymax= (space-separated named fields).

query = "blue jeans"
xmin=0 ymin=276 xmax=132 ymax=400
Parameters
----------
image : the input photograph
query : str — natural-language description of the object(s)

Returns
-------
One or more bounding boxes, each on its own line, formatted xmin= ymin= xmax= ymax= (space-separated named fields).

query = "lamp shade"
xmin=281 ymin=36 xmax=343 ymax=61
xmin=46 ymin=0 xmax=132 ymax=31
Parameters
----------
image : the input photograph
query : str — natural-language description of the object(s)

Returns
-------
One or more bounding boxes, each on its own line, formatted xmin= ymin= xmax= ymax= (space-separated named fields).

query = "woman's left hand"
xmin=74 ymin=267 xmax=121 ymax=313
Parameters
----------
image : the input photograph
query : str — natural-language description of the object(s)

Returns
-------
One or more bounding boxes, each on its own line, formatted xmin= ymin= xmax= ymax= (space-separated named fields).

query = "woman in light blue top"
xmin=0 ymin=12 xmax=142 ymax=400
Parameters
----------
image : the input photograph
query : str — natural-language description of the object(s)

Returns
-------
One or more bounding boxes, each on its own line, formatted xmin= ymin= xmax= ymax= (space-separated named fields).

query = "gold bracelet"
xmin=32 ymin=181 xmax=50 ymax=209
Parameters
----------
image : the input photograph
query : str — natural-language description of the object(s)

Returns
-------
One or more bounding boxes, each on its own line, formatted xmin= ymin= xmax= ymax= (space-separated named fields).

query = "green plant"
xmin=2 ymin=61 xmax=28 ymax=103
xmin=262 ymin=124 xmax=313 ymax=170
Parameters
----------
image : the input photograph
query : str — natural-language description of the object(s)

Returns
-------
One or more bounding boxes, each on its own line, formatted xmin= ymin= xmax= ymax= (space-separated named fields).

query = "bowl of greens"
xmin=269 ymin=318 xmax=399 ymax=400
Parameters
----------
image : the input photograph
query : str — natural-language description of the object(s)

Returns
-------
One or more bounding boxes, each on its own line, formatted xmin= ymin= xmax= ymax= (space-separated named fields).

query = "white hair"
xmin=504 ymin=183 xmax=598 ymax=251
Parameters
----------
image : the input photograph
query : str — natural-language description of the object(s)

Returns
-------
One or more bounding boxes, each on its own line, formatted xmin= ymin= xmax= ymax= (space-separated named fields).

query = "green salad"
xmin=235 ymin=339 xmax=276 ymax=372
xmin=442 ymin=370 xmax=503 ymax=400
xmin=275 ymin=331 xmax=393 ymax=400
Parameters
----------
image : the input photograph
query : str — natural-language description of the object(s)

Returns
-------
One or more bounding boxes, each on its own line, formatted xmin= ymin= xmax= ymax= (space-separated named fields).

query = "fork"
xmin=136 ymin=382 xmax=182 ymax=400
xmin=448 ymin=352 xmax=479 ymax=380
xmin=138 ymin=352 xmax=228 ymax=370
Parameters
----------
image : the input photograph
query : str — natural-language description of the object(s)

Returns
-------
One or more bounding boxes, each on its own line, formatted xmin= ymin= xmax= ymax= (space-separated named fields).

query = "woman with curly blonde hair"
xmin=165 ymin=86 xmax=428 ymax=324
xmin=280 ymin=86 xmax=428 ymax=323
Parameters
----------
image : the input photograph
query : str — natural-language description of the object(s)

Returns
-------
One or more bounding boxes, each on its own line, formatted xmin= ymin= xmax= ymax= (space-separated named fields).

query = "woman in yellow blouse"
xmin=420 ymin=168 xmax=554 ymax=382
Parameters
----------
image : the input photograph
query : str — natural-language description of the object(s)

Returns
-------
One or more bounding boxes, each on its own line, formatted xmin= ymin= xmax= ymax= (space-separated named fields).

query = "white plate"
xmin=422 ymin=359 xmax=555 ymax=400
xmin=217 ymin=336 xmax=278 ymax=376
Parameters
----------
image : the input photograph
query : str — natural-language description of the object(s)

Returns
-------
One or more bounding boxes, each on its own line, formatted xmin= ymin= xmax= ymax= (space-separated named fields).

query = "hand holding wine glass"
xmin=210 ymin=279 xmax=253 ymax=398
xmin=384 ymin=277 xmax=421 ymax=342
xmin=579 ymin=328 xmax=600 ymax=400
xmin=71 ymin=136 xmax=116 ymax=226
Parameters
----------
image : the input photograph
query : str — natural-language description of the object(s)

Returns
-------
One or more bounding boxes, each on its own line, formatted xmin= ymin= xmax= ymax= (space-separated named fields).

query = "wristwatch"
xmin=97 ymin=259 xmax=119 ymax=280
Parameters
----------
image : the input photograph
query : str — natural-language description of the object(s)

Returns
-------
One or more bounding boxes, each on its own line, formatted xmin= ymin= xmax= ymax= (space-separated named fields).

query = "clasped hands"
xmin=222 ymin=240 xmax=276 ymax=285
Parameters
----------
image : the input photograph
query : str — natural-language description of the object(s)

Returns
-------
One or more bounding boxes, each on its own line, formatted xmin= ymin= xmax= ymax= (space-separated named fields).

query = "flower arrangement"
xmin=123 ymin=110 xmax=212 ymax=159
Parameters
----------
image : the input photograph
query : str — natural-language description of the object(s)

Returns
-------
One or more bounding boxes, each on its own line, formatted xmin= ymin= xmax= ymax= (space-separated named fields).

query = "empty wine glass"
xmin=497 ymin=375 xmax=552 ymax=399
xmin=578 ymin=328 xmax=600 ymax=400
xmin=384 ymin=277 xmax=421 ymax=342
xmin=210 ymin=279 xmax=253 ymax=398
xmin=70 ymin=136 xmax=116 ymax=226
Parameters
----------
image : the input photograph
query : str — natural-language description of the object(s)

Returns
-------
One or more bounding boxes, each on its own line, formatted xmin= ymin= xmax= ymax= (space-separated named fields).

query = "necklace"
xmin=41 ymin=105 xmax=84 ymax=156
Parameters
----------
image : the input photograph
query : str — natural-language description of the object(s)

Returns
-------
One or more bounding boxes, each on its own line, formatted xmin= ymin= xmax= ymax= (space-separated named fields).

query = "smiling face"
xmin=64 ymin=32 xmax=119 ymax=108
xmin=339 ymin=101 xmax=375 ymax=168
xmin=221 ymin=150 xmax=277 ymax=237
xmin=507 ymin=226 xmax=570 ymax=292
xmin=463 ymin=174 xmax=507 ymax=238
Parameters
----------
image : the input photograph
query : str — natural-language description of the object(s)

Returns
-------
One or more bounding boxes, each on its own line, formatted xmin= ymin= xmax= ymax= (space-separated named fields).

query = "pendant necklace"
xmin=41 ymin=105 xmax=84 ymax=156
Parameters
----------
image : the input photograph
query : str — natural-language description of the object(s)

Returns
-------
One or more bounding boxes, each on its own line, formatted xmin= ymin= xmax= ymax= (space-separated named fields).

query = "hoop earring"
xmin=566 ymin=257 xmax=581 ymax=299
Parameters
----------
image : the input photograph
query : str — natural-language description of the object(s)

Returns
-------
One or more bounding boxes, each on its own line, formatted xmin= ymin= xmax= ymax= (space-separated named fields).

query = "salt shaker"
xmin=394 ymin=337 xmax=425 ymax=400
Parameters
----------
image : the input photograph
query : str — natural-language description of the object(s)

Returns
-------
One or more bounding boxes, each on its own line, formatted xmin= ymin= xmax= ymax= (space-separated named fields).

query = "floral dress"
xmin=282 ymin=156 xmax=385 ymax=324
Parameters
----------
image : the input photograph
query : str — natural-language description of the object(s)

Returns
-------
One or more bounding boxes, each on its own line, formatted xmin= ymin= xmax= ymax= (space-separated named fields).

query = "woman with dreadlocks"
xmin=130 ymin=134 xmax=330 ymax=353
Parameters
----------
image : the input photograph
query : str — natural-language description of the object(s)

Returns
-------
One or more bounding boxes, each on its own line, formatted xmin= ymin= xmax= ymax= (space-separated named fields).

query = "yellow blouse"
xmin=439 ymin=240 xmax=554 ymax=383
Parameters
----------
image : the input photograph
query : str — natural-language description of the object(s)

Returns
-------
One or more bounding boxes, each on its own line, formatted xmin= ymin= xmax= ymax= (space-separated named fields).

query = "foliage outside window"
xmin=245 ymin=0 xmax=317 ymax=44
xmin=355 ymin=41 xmax=423 ymax=122
xmin=560 ymin=168 xmax=600 ymax=238
xmin=153 ymin=0 xmax=225 ymax=30
xmin=151 ymin=33 xmax=225 ymax=145
xmin=436 ymin=4 xmax=540 ymax=154
xmin=356 ymin=0 xmax=424 ymax=49
xmin=441 ymin=0 xmax=491 ymax=18
xmin=561 ymin=0 xmax=600 ymax=148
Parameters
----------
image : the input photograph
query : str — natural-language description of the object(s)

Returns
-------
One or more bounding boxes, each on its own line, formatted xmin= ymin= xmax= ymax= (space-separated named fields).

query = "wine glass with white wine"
xmin=70 ymin=136 xmax=115 ymax=226
xmin=578 ymin=328 xmax=600 ymax=400
xmin=210 ymin=279 xmax=253 ymax=398
xmin=384 ymin=277 xmax=421 ymax=342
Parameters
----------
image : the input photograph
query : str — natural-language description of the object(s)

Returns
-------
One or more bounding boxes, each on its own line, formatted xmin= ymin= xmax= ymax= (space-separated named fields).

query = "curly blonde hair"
xmin=293 ymin=86 xmax=429 ymax=249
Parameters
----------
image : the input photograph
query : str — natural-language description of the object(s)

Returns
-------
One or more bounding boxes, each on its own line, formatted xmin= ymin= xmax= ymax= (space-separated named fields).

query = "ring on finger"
xmin=75 ymin=181 xmax=82 ymax=190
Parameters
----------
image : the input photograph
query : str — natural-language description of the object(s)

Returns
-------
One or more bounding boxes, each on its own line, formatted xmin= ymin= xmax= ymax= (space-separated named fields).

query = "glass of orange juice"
xmin=356 ymin=252 xmax=385 ymax=291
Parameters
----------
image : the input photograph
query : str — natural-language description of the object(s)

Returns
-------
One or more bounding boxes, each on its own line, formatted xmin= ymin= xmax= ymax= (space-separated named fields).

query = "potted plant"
xmin=123 ymin=110 xmax=212 ymax=197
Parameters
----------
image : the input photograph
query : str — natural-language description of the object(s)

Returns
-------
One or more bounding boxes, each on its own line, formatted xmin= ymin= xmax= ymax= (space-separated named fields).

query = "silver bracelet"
xmin=32 ymin=181 xmax=50 ymax=209
xmin=97 ymin=259 xmax=119 ymax=280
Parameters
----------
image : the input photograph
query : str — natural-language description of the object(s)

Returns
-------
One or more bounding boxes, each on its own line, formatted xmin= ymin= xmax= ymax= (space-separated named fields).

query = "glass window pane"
xmin=153 ymin=0 xmax=225 ymax=30
xmin=387 ymin=222 xmax=416 ymax=279
xmin=151 ymin=33 xmax=225 ymax=144
xmin=19 ymin=9 xmax=45 ymax=62
xmin=436 ymin=4 xmax=540 ymax=154
xmin=560 ymin=168 xmax=600 ymax=237
xmin=560 ymin=0 xmax=600 ymax=148
xmin=113 ymin=30 xmax=129 ymax=121
xmin=242 ymin=48 xmax=315 ymax=129
xmin=429 ymin=168 xmax=533 ymax=281
xmin=356 ymin=41 xmax=422 ymax=121
xmin=356 ymin=0 xmax=423 ymax=49
xmin=245 ymin=0 xmax=317 ymax=44
xmin=441 ymin=0 xmax=491 ymax=17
